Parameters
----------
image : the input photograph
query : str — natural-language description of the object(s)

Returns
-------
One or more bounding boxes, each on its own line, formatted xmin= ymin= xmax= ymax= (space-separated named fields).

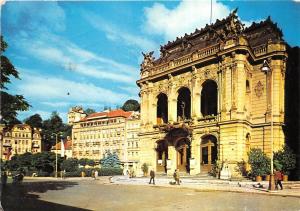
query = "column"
xmin=192 ymin=80 xmax=201 ymax=120
xmin=167 ymin=146 xmax=177 ymax=176
xmin=168 ymin=84 xmax=177 ymax=123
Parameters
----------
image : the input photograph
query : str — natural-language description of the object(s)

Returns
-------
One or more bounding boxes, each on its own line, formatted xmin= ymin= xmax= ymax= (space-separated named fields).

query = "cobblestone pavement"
xmin=2 ymin=177 xmax=300 ymax=211
xmin=110 ymin=175 xmax=300 ymax=198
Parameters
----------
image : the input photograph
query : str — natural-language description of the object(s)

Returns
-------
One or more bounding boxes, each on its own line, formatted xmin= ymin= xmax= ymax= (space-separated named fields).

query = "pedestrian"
xmin=274 ymin=169 xmax=283 ymax=190
xmin=91 ymin=170 xmax=95 ymax=179
xmin=173 ymin=169 xmax=180 ymax=185
xmin=63 ymin=170 xmax=66 ymax=179
xmin=149 ymin=169 xmax=155 ymax=185
xmin=94 ymin=170 xmax=98 ymax=180
xmin=1 ymin=172 xmax=7 ymax=188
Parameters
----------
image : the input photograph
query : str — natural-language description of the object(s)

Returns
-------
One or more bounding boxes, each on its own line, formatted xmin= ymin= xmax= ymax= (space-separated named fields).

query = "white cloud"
xmin=19 ymin=33 xmax=138 ymax=84
xmin=16 ymin=72 xmax=131 ymax=106
xmin=83 ymin=12 xmax=157 ymax=52
xmin=144 ymin=0 xmax=230 ymax=41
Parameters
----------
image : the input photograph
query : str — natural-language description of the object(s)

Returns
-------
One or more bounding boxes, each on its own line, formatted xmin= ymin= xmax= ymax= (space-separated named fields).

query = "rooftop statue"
xmin=141 ymin=51 xmax=155 ymax=71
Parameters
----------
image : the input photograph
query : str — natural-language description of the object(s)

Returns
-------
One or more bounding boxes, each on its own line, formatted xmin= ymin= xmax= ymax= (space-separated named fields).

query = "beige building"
xmin=1 ymin=124 xmax=42 ymax=160
xmin=69 ymin=108 xmax=138 ymax=164
xmin=124 ymin=112 xmax=141 ymax=174
xmin=137 ymin=11 xmax=287 ymax=176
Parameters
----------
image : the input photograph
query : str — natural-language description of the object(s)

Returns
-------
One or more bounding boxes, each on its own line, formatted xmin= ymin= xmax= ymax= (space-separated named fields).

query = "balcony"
xmin=3 ymin=143 xmax=11 ymax=147
xmin=32 ymin=144 xmax=40 ymax=148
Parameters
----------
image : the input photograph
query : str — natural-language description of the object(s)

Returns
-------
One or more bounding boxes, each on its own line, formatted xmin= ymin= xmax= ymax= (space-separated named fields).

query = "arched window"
xmin=157 ymin=93 xmax=168 ymax=124
xmin=177 ymin=87 xmax=191 ymax=121
xmin=201 ymin=80 xmax=218 ymax=116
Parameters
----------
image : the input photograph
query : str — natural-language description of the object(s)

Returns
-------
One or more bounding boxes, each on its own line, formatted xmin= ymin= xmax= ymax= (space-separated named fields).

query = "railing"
xmin=147 ymin=44 xmax=220 ymax=77
xmin=253 ymin=44 xmax=267 ymax=56
xmin=197 ymin=44 xmax=220 ymax=59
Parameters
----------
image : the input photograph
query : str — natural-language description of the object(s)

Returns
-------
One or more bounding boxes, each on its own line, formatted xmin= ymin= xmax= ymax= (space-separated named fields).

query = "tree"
xmin=248 ymin=148 xmax=271 ymax=177
xmin=84 ymin=108 xmax=95 ymax=115
xmin=61 ymin=158 xmax=79 ymax=172
xmin=42 ymin=111 xmax=71 ymax=150
xmin=100 ymin=152 xmax=121 ymax=168
xmin=274 ymin=145 xmax=296 ymax=175
xmin=24 ymin=113 xmax=43 ymax=129
xmin=0 ymin=36 xmax=30 ymax=125
xmin=121 ymin=99 xmax=140 ymax=112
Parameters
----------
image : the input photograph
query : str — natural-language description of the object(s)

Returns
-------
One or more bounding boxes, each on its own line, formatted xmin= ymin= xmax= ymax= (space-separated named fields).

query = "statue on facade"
xmin=141 ymin=51 xmax=155 ymax=71
xmin=225 ymin=9 xmax=244 ymax=37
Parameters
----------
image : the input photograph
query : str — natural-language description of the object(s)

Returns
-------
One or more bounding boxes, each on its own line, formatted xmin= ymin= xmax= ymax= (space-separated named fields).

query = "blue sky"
xmin=1 ymin=0 xmax=300 ymax=122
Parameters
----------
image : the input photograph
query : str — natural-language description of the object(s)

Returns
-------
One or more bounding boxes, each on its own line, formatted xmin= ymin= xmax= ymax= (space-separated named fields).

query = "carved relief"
xmin=254 ymin=81 xmax=264 ymax=98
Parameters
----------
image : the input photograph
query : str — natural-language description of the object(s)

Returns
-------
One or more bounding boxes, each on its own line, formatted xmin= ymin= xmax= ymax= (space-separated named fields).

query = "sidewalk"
xmin=110 ymin=175 xmax=300 ymax=198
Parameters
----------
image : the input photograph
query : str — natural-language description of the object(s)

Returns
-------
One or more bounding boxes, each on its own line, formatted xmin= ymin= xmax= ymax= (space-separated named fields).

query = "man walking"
xmin=149 ymin=169 xmax=155 ymax=185
xmin=274 ymin=169 xmax=283 ymax=190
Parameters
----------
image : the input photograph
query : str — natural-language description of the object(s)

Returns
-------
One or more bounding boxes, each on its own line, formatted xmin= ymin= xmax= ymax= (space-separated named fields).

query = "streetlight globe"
xmin=261 ymin=60 xmax=271 ymax=73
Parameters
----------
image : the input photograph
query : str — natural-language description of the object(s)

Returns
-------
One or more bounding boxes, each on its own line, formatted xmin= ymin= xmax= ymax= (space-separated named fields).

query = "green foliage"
xmin=121 ymin=99 xmax=140 ymax=111
xmin=42 ymin=111 xmax=72 ymax=150
xmin=248 ymin=148 xmax=271 ymax=177
xmin=99 ymin=167 xmax=123 ymax=176
xmin=61 ymin=158 xmax=79 ymax=172
xmin=84 ymin=108 xmax=96 ymax=115
xmin=141 ymin=163 xmax=149 ymax=174
xmin=274 ymin=145 xmax=296 ymax=175
xmin=100 ymin=152 xmax=121 ymax=168
xmin=6 ymin=151 xmax=63 ymax=175
xmin=24 ymin=113 xmax=43 ymax=129
xmin=0 ymin=36 xmax=30 ymax=125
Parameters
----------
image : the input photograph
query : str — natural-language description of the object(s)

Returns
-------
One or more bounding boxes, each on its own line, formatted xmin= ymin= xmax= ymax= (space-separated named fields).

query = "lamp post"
xmin=261 ymin=59 xmax=275 ymax=191
xmin=51 ymin=132 xmax=63 ymax=178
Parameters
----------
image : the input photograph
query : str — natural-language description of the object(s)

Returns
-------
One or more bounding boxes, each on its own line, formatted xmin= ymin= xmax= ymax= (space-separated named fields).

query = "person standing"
xmin=94 ymin=170 xmax=99 ymax=180
xmin=274 ymin=169 xmax=283 ymax=190
xmin=149 ymin=169 xmax=155 ymax=185
xmin=173 ymin=169 xmax=180 ymax=185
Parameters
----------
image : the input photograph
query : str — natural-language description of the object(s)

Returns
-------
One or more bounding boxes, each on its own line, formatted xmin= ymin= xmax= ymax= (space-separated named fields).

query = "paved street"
xmin=1 ymin=177 xmax=300 ymax=211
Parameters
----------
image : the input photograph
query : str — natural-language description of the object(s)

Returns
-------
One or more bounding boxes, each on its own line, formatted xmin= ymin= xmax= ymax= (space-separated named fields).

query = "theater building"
xmin=137 ymin=10 xmax=287 ymax=176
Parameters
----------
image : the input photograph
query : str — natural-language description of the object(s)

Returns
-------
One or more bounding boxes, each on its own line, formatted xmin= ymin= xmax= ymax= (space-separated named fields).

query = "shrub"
xmin=274 ymin=145 xmax=296 ymax=175
xmin=99 ymin=167 xmax=123 ymax=176
xmin=248 ymin=148 xmax=270 ymax=177
xmin=141 ymin=163 xmax=149 ymax=175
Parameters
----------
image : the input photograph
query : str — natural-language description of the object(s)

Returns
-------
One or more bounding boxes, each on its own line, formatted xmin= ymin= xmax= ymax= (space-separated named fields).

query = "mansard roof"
xmin=151 ymin=9 xmax=284 ymax=66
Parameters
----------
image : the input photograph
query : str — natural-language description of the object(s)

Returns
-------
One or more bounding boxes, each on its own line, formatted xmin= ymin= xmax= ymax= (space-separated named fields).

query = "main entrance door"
xmin=175 ymin=138 xmax=190 ymax=172
xmin=200 ymin=135 xmax=217 ymax=173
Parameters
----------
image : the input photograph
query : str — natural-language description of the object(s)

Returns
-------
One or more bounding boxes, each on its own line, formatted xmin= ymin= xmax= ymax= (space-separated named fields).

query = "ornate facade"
xmin=137 ymin=10 xmax=287 ymax=176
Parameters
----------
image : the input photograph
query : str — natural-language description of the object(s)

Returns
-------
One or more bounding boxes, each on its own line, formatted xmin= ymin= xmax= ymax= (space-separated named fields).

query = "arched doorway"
xmin=201 ymin=80 xmax=218 ymax=117
xmin=174 ymin=137 xmax=191 ymax=173
xmin=177 ymin=87 xmax=191 ymax=121
xmin=200 ymin=135 xmax=218 ymax=172
xmin=161 ymin=126 xmax=192 ymax=174
xmin=157 ymin=93 xmax=168 ymax=125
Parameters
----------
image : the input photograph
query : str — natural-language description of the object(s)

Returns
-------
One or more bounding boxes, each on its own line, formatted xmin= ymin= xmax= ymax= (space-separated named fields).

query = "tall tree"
xmin=24 ymin=113 xmax=43 ymax=129
xmin=121 ymin=99 xmax=140 ymax=111
xmin=1 ymin=36 xmax=30 ymax=125
xmin=84 ymin=108 xmax=96 ymax=115
xmin=42 ymin=111 xmax=71 ymax=150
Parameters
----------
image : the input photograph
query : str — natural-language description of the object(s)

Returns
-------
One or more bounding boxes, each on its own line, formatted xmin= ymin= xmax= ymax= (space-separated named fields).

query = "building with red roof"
xmin=68 ymin=108 xmax=140 ymax=167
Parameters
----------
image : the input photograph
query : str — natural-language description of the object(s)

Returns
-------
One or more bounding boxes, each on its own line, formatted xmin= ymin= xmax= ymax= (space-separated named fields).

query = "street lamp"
xmin=261 ymin=59 xmax=275 ymax=191
xmin=51 ymin=132 xmax=63 ymax=178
